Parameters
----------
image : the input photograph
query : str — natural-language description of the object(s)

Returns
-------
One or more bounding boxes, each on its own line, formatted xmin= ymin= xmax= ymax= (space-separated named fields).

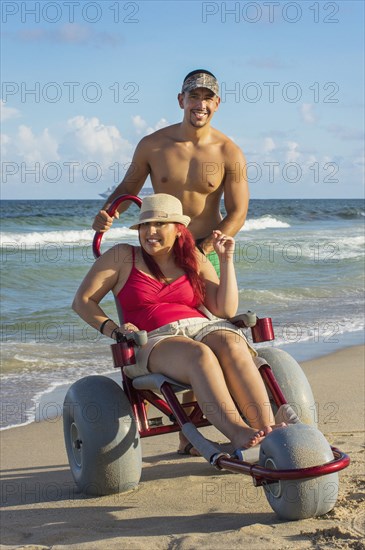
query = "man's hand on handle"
xmin=92 ymin=209 xmax=119 ymax=232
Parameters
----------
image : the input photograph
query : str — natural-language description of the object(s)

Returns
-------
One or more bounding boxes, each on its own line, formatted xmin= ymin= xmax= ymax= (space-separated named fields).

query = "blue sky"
xmin=1 ymin=0 xmax=364 ymax=199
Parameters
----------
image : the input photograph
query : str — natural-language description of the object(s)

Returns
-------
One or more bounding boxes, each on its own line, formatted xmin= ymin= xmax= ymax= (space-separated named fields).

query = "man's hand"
xmin=92 ymin=209 xmax=119 ymax=232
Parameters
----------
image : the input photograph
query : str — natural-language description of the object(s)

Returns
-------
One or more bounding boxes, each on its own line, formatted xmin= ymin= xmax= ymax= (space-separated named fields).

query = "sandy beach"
xmin=1 ymin=345 xmax=364 ymax=550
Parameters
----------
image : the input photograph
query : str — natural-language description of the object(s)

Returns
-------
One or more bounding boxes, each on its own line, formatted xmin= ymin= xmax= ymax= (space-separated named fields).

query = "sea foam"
xmin=241 ymin=216 xmax=290 ymax=231
xmin=0 ymin=227 xmax=137 ymax=248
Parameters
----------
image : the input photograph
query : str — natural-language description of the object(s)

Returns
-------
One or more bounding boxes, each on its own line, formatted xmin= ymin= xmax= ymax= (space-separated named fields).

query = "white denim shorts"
xmin=123 ymin=316 xmax=257 ymax=379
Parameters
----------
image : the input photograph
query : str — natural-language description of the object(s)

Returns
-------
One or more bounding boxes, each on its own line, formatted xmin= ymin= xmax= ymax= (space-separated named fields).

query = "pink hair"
xmin=139 ymin=224 xmax=205 ymax=305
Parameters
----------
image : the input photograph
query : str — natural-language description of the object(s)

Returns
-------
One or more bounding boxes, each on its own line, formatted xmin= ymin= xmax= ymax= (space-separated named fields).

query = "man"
xmin=93 ymin=69 xmax=249 ymax=275
xmin=93 ymin=69 xmax=250 ymax=455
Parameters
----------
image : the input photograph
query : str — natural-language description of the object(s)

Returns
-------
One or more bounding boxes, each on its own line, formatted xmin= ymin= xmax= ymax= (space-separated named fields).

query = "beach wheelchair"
xmin=63 ymin=195 xmax=350 ymax=521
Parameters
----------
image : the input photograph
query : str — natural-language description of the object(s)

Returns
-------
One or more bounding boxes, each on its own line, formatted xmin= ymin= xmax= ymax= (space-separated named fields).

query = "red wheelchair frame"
xmin=92 ymin=194 xmax=349 ymax=487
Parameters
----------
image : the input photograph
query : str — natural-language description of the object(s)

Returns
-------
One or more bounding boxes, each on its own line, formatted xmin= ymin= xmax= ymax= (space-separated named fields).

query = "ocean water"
xmin=1 ymin=197 xmax=364 ymax=429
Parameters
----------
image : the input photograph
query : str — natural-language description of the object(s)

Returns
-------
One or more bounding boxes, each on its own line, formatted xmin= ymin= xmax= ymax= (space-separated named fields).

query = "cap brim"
xmin=182 ymin=73 xmax=219 ymax=96
xmin=182 ymin=83 xmax=218 ymax=95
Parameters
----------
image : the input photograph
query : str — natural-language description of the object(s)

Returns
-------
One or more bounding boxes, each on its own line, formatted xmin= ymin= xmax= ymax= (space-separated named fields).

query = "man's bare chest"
xmin=149 ymin=146 xmax=224 ymax=193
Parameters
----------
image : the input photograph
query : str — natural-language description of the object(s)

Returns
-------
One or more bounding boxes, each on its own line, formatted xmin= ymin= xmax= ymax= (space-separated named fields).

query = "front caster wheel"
xmin=259 ymin=424 xmax=339 ymax=520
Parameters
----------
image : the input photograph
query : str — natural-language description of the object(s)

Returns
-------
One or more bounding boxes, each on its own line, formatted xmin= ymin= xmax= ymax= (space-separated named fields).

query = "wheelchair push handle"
xmin=111 ymin=330 xmax=147 ymax=368
xmin=125 ymin=330 xmax=148 ymax=347
xmin=229 ymin=311 xmax=257 ymax=328
xmin=93 ymin=194 xmax=142 ymax=259
xmin=229 ymin=311 xmax=275 ymax=343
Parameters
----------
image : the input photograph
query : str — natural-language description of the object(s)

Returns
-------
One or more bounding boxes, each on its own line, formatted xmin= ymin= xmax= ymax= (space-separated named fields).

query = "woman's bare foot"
xmin=234 ymin=422 xmax=287 ymax=450
xmin=262 ymin=422 xmax=287 ymax=436
xmin=232 ymin=427 xmax=265 ymax=450
xmin=177 ymin=432 xmax=200 ymax=456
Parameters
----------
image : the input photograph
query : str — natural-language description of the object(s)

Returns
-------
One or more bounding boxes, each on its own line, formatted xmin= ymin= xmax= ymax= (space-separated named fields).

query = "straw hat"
xmin=129 ymin=194 xmax=191 ymax=229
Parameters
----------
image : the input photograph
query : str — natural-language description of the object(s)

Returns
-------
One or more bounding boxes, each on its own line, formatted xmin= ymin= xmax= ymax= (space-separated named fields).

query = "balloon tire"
xmin=258 ymin=347 xmax=318 ymax=427
xmin=63 ymin=375 xmax=141 ymax=496
xmin=259 ymin=424 xmax=339 ymax=520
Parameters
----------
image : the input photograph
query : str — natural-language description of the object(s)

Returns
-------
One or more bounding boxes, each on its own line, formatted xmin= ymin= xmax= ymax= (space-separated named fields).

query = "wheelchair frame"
xmin=92 ymin=194 xmax=349 ymax=487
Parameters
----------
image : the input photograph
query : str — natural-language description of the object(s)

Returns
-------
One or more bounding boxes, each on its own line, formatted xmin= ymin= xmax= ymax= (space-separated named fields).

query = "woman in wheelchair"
xmin=73 ymin=194 xmax=285 ymax=454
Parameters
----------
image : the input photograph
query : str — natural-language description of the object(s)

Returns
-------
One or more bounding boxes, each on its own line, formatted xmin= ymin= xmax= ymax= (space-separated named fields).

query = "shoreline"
xmin=1 ymin=345 xmax=364 ymax=548
xmin=1 ymin=337 xmax=364 ymax=432
xmin=3 ymin=342 xmax=364 ymax=429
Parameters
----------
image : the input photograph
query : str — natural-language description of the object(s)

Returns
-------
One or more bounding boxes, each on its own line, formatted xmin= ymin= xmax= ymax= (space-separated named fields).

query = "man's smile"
xmin=192 ymin=110 xmax=208 ymax=119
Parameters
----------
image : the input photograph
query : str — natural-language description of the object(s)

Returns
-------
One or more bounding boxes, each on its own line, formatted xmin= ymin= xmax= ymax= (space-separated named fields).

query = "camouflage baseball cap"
xmin=182 ymin=70 xmax=219 ymax=96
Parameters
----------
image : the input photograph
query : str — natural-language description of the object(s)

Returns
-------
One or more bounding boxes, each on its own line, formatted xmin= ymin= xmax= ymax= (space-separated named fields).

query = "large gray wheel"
xmin=63 ymin=375 xmax=141 ymax=496
xmin=259 ymin=424 xmax=338 ymax=520
xmin=258 ymin=347 xmax=317 ymax=427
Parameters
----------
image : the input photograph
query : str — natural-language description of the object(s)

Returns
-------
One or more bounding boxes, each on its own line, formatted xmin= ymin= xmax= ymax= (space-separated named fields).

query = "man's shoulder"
xmin=211 ymin=128 xmax=244 ymax=157
xmin=138 ymin=123 xmax=180 ymax=145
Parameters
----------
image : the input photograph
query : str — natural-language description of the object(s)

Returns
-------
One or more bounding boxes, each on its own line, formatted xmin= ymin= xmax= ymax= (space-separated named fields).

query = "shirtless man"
xmin=92 ymin=69 xmax=250 ymax=455
xmin=93 ymin=69 xmax=249 ymax=272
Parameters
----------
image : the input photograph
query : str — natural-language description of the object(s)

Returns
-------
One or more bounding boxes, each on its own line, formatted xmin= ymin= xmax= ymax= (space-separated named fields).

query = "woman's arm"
xmin=72 ymin=244 xmax=132 ymax=339
xmin=198 ymin=231 xmax=238 ymax=318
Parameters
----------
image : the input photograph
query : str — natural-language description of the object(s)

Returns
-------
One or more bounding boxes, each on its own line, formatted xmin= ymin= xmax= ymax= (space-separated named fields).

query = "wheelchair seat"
xmin=131 ymin=373 xmax=191 ymax=393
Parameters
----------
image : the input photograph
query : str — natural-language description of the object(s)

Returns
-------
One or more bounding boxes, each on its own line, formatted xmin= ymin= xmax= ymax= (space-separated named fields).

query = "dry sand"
xmin=1 ymin=345 xmax=364 ymax=549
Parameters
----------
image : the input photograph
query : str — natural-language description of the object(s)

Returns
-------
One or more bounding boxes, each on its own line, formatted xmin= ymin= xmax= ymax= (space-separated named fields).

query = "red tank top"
xmin=117 ymin=248 xmax=207 ymax=332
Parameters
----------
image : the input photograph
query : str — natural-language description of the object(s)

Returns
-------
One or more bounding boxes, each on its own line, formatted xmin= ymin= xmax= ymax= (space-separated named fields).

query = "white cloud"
xmin=146 ymin=118 xmax=169 ymax=135
xmin=58 ymin=23 xmax=92 ymax=44
xmin=132 ymin=115 xmax=169 ymax=136
xmin=300 ymin=103 xmax=317 ymax=124
xmin=16 ymin=125 xmax=60 ymax=163
xmin=325 ymin=124 xmax=364 ymax=141
xmin=132 ymin=115 xmax=148 ymax=134
xmin=286 ymin=141 xmax=300 ymax=163
xmin=2 ymin=116 xmax=134 ymax=182
xmin=0 ymin=100 xmax=21 ymax=122
xmin=59 ymin=116 xmax=134 ymax=179
xmin=57 ymin=116 xmax=134 ymax=190
xmin=263 ymin=137 xmax=276 ymax=152
xmin=0 ymin=133 xmax=11 ymax=156
xmin=155 ymin=118 xmax=168 ymax=131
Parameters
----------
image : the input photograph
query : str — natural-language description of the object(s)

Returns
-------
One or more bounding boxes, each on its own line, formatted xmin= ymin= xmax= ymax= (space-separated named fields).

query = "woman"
xmin=73 ymin=194 xmax=283 ymax=454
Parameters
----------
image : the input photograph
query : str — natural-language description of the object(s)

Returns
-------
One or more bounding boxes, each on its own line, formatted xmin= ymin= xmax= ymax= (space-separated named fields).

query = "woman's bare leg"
xmin=201 ymin=331 xmax=276 ymax=430
xmin=148 ymin=337 xmax=265 ymax=449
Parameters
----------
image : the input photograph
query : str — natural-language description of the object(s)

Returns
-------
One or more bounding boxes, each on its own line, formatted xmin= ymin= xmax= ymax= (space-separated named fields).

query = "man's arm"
xmin=199 ymin=143 xmax=249 ymax=254
xmin=92 ymin=138 xmax=151 ymax=231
